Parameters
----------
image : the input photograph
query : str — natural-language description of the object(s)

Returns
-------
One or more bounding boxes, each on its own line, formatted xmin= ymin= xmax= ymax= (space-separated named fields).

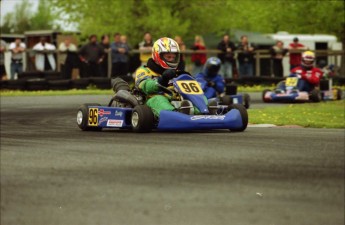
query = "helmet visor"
xmin=161 ymin=52 xmax=179 ymax=63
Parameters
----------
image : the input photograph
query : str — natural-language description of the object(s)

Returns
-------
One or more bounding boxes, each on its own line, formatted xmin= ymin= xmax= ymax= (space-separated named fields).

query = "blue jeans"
xmin=10 ymin=62 xmax=23 ymax=80
xmin=219 ymin=61 xmax=233 ymax=79
xmin=239 ymin=62 xmax=253 ymax=77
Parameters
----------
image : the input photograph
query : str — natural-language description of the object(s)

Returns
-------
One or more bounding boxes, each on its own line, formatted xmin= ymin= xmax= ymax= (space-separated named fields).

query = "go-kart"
xmin=196 ymin=79 xmax=250 ymax=109
xmin=262 ymin=76 xmax=323 ymax=103
xmin=77 ymin=74 xmax=248 ymax=132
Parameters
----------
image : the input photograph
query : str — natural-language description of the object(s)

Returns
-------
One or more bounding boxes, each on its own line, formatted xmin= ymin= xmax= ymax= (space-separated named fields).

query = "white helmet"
xmin=152 ymin=37 xmax=180 ymax=69
xmin=301 ymin=51 xmax=315 ymax=69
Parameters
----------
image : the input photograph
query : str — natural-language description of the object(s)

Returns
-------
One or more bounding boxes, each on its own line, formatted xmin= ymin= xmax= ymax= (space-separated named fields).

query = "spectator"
xmin=237 ymin=35 xmax=255 ymax=77
xmin=191 ymin=35 xmax=207 ymax=75
xmin=288 ymin=37 xmax=306 ymax=70
xmin=110 ymin=33 xmax=130 ymax=77
xmin=9 ymin=38 xmax=26 ymax=80
xmin=58 ymin=36 xmax=78 ymax=79
xmin=33 ymin=37 xmax=56 ymax=71
xmin=120 ymin=35 xmax=131 ymax=75
xmin=217 ymin=34 xmax=236 ymax=79
xmin=138 ymin=32 xmax=153 ymax=66
xmin=174 ymin=35 xmax=186 ymax=71
xmin=0 ymin=39 xmax=7 ymax=80
xmin=270 ymin=40 xmax=288 ymax=77
xmin=100 ymin=34 xmax=110 ymax=77
xmin=78 ymin=34 xmax=104 ymax=77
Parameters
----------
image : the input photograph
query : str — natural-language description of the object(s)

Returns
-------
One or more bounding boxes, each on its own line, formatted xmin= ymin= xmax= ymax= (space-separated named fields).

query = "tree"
xmin=0 ymin=0 xmax=33 ymax=33
xmin=0 ymin=0 xmax=60 ymax=34
xmin=49 ymin=0 xmax=345 ymax=46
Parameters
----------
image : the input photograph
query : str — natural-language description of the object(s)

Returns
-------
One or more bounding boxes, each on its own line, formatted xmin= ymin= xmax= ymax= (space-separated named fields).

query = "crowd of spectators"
xmin=0 ymin=33 xmax=310 ymax=81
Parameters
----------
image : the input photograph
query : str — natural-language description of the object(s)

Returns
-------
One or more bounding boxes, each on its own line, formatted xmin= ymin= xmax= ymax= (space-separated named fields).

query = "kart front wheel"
xmin=229 ymin=104 xmax=248 ymax=132
xmin=309 ymin=89 xmax=321 ymax=102
xmin=131 ymin=105 xmax=154 ymax=133
xmin=243 ymin=93 xmax=250 ymax=109
xmin=77 ymin=103 xmax=102 ymax=131
xmin=262 ymin=89 xmax=271 ymax=102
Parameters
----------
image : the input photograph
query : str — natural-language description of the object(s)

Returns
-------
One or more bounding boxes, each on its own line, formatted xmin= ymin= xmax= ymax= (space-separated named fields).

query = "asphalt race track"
xmin=1 ymin=95 xmax=344 ymax=225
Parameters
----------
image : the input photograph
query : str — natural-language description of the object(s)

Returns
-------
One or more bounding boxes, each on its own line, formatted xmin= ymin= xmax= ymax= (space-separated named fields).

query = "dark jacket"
xmin=217 ymin=41 xmax=236 ymax=63
xmin=237 ymin=43 xmax=256 ymax=64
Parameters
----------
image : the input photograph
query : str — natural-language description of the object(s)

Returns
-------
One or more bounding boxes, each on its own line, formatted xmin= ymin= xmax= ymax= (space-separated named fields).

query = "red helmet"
xmin=152 ymin=37 xmax=180 ymax=69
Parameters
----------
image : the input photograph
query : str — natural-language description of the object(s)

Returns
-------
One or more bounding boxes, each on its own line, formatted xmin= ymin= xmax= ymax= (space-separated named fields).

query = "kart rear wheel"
xmin=131 ymin=105 xmax=154 ymax=133
xmin=229 ymin=104 xmax=248 ymax=132
xmin=243 ymin=93 xmax=250 ymax=109
xmin=309 ymin=89 xmax=321 ymax=102
xmin=262 ymin=89 xmax=271 ymax=102
xmin=112 ymin=77 xmax=130 ymax=93
xmin=77 ymin=103 xmax=102 ymax=131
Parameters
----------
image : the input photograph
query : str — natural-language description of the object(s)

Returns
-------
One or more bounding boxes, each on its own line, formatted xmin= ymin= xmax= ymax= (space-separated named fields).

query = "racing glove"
xmin=207 ymin=81 xmax=215 ymax=87
xmin=157 ymin=69 xmax=176 ymax=86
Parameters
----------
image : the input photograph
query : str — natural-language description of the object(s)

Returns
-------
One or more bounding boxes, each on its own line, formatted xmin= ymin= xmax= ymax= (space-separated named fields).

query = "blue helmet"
xmin=204 ymin=57 xmax=221 ymax=77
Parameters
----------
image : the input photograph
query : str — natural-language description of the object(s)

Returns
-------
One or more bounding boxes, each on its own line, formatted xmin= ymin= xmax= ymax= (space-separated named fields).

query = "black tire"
xmin=309 ymin=89 xmax=321 ymax=102
xmin=229 ymin=104 xmax=248 ymax=132
xmin=335 ymin=88 xmax=343 ymax=100
xmin=77 ymin=103 xmax=102 ymax=131
xmin=131 ymin=105 xmax=155 ymax=133
xmin=112 ymin=77 xmax=130 ymax=93
xmin=243 ymin=93 xmax=250 ymax=109
xmin=262 ymin=89 xmax=271 ymax=102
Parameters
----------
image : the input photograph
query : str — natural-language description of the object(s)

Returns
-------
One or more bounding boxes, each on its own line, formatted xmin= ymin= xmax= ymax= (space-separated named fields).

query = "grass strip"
xmin=249 ymin=100 xmax=345 ymax=128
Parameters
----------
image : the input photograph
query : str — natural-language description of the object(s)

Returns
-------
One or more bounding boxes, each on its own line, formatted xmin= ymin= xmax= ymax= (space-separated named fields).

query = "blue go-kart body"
xmin=77 ymin=74 xmax=248 ymax=132
xmin=196 ymin=78 xmax=250 ymax=108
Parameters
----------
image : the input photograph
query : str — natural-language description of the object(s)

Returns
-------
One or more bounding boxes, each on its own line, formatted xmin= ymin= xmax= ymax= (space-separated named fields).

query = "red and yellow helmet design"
xmin=152 ymin=37 xmax=180 ymax=69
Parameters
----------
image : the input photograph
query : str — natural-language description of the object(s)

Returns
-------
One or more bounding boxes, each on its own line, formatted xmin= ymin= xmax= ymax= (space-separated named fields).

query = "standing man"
xmin=270 ymin=40 xmax=288 ymax=77
xmin=111 ymin=33 xmax=130 ymax=77
xmin=138 ymin=32 xmax=153 ymax=66
xmin=33 ymin=37 xmax=56 ymax=71
xmin=100 ymin=34 xmax=110 ymax=77
xmin=217 ymin=34 xmax=236 ymax=79
xmin=237 ymin=35 xmax=255 ymax=77
xmin=0 ymin=39 xmax=7 ymax=80
xmin=58 ymin=36 xmax=78 ymax=79
xmin=288 ymin=37 xmax=306 ymax=70
xmin=78 ymin=34 xmax=104 ymax=77
xmin=9 ymin=38 xmax=26 ymax=80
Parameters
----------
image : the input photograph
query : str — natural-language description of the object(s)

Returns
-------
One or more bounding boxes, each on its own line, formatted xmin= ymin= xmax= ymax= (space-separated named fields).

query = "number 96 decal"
xmin=176 ymin=81 xmax=203 ymax=94
xmin=88 ymin=108 xmax=98 ymax=126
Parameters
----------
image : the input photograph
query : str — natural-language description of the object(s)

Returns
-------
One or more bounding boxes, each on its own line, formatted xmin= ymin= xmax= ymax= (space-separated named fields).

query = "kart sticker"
xmin=176 ymin=80 xmax=203 ymax=95
xmin=285 ymin=77 xmax=298 ymax=87
xmin=98 ymin=109 xmax=111 ymax=116
xmin=191 ymin=115 xmax=225 ymax=121
xmin=98 ymin=117 xmax=108 ymax=125
xmin=88 ymin=108 xmax=98 ymax=126
xmin=107 ymin=119 xmax=123 ymax=127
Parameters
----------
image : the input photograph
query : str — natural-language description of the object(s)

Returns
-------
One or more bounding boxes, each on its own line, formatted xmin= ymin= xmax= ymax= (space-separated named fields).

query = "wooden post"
xmin=255 ymin=51 xmax=260 ymax=77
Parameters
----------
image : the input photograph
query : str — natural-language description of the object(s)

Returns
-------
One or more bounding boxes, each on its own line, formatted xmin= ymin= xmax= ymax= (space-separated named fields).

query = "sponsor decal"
xmin=98 ymin=109 xmax=111 ymax=116
xmin=107 ymin=119 xmax=123 ymax=127
xmin=191 ymin=115 xmax=225 ymax=121
xmin=115 ymin=110 xmax=123 ymax=117
xmin=98 ymin=117 xmax=108 ymax=125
